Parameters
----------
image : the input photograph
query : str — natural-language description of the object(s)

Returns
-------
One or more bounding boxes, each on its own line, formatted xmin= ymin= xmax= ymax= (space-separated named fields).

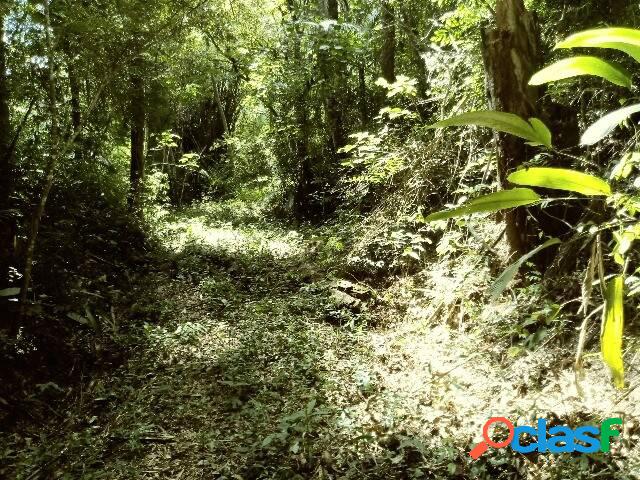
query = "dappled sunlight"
xmin=143 ymin=319 xmax=240 ymax=360
xmin=363 ymin=300 xmax=640 ymax=463
xmin=8 ymin=199 xmax=639 ymax=478
xmin=155 ymin=213 xmax=304 ymax=259
xmin=5 ymin=0 xmax=640 ymax=478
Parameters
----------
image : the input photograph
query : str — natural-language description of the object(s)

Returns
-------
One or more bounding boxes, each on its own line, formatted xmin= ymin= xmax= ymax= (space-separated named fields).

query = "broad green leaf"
xmin=427 ymin=111 xmax=552 ymax=148
xmin=529 ymin=56 xmax=631 ymax=88
xmin=528 ymin=118 xmax=552 ymax=149
xmin=508 ymin=167 xmax=612 ymax=196
xmin=490 ymin=238 xmax=561 ymax=300
xmin=425 ymin=188 xmax=541 ymax=222
xmin=0 ymin=287 xmax=20 ymax=297
xmin=601 ymin=275 xmax=625 ymax=389
xmin=582 ymin=43 xmax=640 ymax=63
xmin=557 ymin=28 xmax=640 ymax=63
xmin=581 ymin=103 xmax=640 ymax=146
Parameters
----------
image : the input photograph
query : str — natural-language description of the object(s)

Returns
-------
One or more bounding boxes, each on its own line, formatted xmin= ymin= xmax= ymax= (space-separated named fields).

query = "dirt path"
xmin=7 ymin=208 xmax=383 ymax=479
xmin=5 ymin=205 xmax=640 ymax=479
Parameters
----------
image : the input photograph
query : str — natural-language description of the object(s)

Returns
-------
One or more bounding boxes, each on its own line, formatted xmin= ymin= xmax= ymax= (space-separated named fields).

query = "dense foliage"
xmin=1 ymin=0 xmax=640 ymax=478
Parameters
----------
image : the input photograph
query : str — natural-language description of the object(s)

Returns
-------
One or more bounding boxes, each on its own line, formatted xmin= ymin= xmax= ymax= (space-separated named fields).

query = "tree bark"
xmin=606 ymin=0 xmax=627 ymax=18
xmin=213 ymin=80 xmax=229 ymax=135
xmin=285 ymin=1 xmax=312 ymax=220
xmin=326 ymin=94 xmax=345 ymax=153
xmin=481 ymin=0 xmax=541 ymax=257
xmin=128 ymin=55 xmax=146 ymax=212
xmin=380 ymin=0 xmax=396 ymax=84
xmin=19 ymin=0 xmax=59 ymax=314
xmin=0 ymin=6 xmax=14 ymax=290
xmin=324 ymin=0 xmax=345 ymax=153
xmin=292 ymin=79 xmax=312 ymax=221
xmin=399 ymin=7 xmax=430 ymax=118
xmin=327 ymin=0 xmax=338 ymax=19
xmin=68 ymin=57 xmax=83 ymax=162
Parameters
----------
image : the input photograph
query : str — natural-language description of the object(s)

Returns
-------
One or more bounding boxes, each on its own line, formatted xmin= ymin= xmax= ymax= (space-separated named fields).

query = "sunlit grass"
xmin=150 ymin=207 xmax=304 ymax=259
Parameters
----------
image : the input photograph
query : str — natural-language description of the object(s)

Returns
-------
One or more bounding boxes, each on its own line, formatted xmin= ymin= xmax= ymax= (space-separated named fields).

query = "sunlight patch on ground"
xmin=13 ymin=206 xmax=638 ymax=478
xmin=155 ymin=213 xmax=304 ymax=259
xmin=363 ymin=310 xmax=640 ymax=472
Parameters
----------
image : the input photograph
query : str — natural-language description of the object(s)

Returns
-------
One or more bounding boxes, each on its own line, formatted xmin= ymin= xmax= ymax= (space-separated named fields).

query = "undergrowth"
xmin=3 ymin=191 xmax=639 ymax=479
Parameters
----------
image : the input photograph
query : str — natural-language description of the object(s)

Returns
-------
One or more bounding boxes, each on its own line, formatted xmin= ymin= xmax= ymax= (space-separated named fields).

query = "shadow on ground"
xmin=3 ymin=204 xmax=637 ymax=480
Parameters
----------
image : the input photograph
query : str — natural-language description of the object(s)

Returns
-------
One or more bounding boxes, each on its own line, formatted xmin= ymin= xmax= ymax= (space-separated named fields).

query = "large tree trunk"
xmin=380 ymin=0 xmax=396 ymax=84
xmin=292 ymin=81 xmax=312 ymax=221
xmin=399 ymin=7 xmax=431 ymax=118
xmin=0 ymin=8 xmax=15 ymax=290
xmin=128 ymin=56 xmax=146 ymax=212
xmin=481 ymin=0 xmax=541 ymax=257
xmin=285 ymin=0 xmax=312 ymax=220
xmin=324 ymin=0 xmax=345 ymax=153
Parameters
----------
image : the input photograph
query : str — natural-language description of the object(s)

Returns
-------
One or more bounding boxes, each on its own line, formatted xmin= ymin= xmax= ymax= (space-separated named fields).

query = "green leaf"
xmin=581 ymin=43 xmax=640 ymax=63
xmin=556 ymin=28 xmax=640 ymax=63
xmin=529 ymin=56 xmax=631 ymax=88
xmin=489 ymin=238 xmax=561 ymax=301
xmin=581 ymin=103 xmax=640 ymax=146
xmin=427 ymin=111 xmax=552 ymax=148
xmin=601 ymin=276 xmax=625 ymax=389
xmin=425 ymin=188 xmax=541 ymax=222
xmin=67 ymin=312 xmax=89 ymax=325
xmin=613 ymin=232 xmax=633 ymax=265
xmin=528 ymin=118 xmax=552 ymax=149
xmin=507 ymin=167 xmax=612 ymax=196
xmin=0 ymin=287 xmax=20 ymax=297
xmin=306 ymin=398 xmax=317 ymax=414
xmin=611 ymin=152 xmax=640 ymax=180
xmin=261 ymin=433 xmax=277 ymax=447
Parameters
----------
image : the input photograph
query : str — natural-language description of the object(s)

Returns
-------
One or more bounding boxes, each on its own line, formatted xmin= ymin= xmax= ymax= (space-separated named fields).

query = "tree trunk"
xmin=380 ymin=0 xmax=396 ymax=84
xmin=324 ymin=0 xmax=345 ymax=153
xmin=128 ymin=56 xmax=146 ymax=212
xmin=19 ymin=0 xmax=60 ymax=315
xmin=326 ymin=98 xmax=345 ymax=153
xmin=0 ymin=7 xmax=14 ymax=291
xmin=213 ymin=79 xmax=229 ymax=135
xmin=285 ymin=0 xmax=312 ymax=220
xmin=327 ymin=0 xmax=338 ymax=19
xmin=481 ymin=0 xmax=541 ymax=257
xmin=68 ymin=58 xmax=82 ymax=162
xmin=606 ymin=0 xmax=627 ymax=18
xmin=292 ymin=81 xmax=312 ymax=221
xmin=400 ymin=8 xmax=431 ymax=118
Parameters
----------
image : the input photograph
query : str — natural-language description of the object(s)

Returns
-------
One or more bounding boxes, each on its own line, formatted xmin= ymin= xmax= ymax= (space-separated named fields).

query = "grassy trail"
xmin=8 ymin=205 xmax=387 ymax=479
xmin=5 ymin=202 xmax=639 ymax=479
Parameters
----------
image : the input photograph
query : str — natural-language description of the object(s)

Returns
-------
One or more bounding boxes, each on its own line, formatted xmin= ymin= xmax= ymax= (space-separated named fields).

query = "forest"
xmin=1 ymin=0 xmax=640 ymax=478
